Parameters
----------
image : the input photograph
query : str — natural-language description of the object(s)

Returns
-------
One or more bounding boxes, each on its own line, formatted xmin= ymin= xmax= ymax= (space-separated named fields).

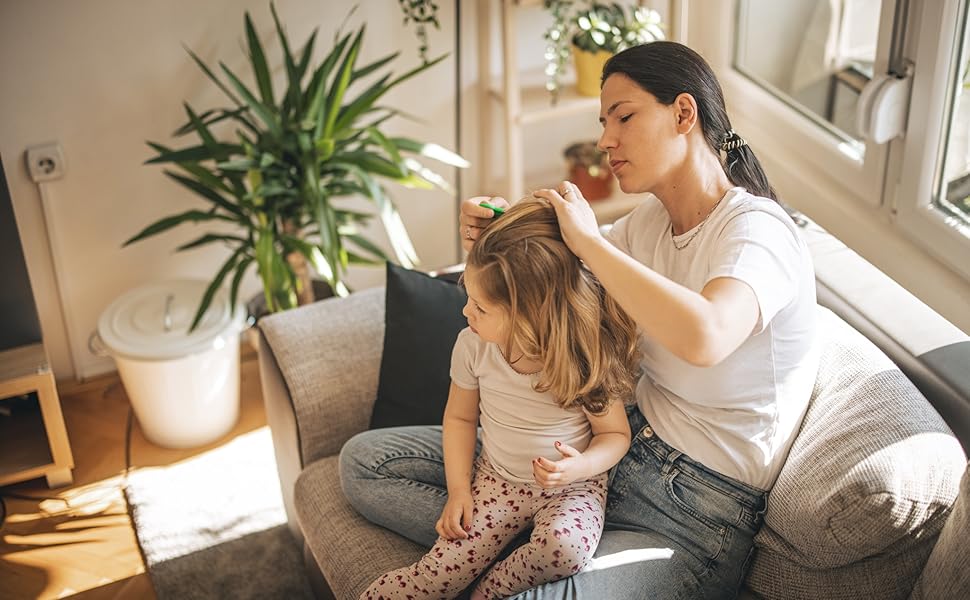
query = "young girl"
xmin=361 ymin=199 xmax=640 ymax=599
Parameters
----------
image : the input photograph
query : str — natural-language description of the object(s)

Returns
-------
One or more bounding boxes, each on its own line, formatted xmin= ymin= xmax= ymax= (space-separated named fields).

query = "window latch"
xmin=856 ymin=73 xmax=912 ymax=144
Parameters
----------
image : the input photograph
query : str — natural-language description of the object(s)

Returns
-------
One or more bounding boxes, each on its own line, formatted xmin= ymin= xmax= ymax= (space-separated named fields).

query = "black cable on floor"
xmin=125 ymin=404 xmax=134 ymax=476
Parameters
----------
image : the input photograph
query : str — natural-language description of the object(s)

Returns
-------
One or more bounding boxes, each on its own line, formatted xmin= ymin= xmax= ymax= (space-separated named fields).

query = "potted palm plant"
xmin=125 ymin=4 xmax=467 ymax=331
xmin=543 ymin=1 xmax=664 ymax=100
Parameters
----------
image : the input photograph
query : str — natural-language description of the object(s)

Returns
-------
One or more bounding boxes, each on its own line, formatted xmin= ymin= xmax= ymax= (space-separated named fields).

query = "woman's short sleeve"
xmin=604 ymin=210 xmax=633 ymax=254
xmin=707 ymin=211 xmax=804 ymax=333
xmin=450 ymin=327 xmax=480 ymax=389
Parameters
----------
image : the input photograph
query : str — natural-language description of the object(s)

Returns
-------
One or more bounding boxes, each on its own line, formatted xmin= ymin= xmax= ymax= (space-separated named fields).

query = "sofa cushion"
xmin=909 ymin=462 xmax=970 ymax=599
xmin=746 ymin=307 xmax=967 ymax=600
xmin=370 ymin=263 xmax=468 ymax=429
xmin=294 ymin=456 xmax=426 ymax=599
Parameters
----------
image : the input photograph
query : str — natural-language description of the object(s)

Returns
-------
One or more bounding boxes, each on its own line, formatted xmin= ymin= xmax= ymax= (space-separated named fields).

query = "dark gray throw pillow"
xmin=369 ymin=262 xmax=468 ymax=429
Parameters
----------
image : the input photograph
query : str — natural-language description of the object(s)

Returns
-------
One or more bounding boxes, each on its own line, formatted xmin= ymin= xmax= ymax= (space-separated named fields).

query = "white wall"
xmin=0 ymin=0 xmax=465 ymax=380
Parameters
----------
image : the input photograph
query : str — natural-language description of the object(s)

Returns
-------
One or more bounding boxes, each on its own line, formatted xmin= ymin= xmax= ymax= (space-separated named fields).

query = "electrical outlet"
xmin=26 ymin=142 xmax=66 ymax=182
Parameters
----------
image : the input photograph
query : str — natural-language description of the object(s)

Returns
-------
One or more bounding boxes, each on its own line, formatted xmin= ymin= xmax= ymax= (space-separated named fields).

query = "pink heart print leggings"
xmin=362 ymin=457 xmax=608 ymax=599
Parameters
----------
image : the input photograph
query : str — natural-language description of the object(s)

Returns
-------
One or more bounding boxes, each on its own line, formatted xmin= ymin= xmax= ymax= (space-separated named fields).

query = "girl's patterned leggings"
xmin=361 ymin=458 xmax=608 ymax=599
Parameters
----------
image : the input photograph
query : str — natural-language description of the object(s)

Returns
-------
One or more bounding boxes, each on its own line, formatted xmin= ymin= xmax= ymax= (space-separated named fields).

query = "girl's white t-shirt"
xmin=607 ymin=187 xmax=819 ymax=490
xmin=450 ymin=327 xmax=593 ymax=484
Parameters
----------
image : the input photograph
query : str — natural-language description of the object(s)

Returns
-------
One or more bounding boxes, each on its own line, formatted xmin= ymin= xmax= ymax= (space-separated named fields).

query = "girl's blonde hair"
xmin=466 ymin=198 xmax=640 ymax=414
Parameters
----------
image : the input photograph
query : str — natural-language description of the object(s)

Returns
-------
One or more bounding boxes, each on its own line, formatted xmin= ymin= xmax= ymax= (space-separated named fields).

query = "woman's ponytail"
xmin=720 ymin=130 xmax=777 ymax=201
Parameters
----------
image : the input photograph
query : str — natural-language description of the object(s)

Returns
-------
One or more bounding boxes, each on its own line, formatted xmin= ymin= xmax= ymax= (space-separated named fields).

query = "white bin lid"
xmin=98 ymin=279 xmax=246 ymax=361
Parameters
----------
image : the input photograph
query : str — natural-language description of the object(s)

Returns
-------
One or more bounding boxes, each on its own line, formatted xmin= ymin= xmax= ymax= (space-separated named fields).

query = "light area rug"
xmin=124 ymin=427 xmax=312 ymax=599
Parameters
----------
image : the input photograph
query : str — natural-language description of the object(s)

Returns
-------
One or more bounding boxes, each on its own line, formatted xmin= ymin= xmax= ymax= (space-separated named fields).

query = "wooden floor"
xmin=0 ymin=343 xmax=266 ymax=600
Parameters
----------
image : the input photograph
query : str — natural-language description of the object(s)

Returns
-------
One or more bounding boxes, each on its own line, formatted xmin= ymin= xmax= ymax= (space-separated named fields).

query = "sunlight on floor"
xmin=3 ymin=476 xmax=126 ymax=526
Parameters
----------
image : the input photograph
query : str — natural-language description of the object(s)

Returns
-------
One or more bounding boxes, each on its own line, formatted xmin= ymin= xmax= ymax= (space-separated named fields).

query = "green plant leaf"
xmin=312 ymin=193 xmax=343 ymax=285
xmin=163 ymin=171 xmax=247 ymax=218
xmin=255 ymin=226 xmax=297 ymax=313
xmin=176 ymin=233 xmax=247 ymax=252
xmin=304 ymin=31 xmax=352 ymax=121
xmin=345 ymin=250 xmax=383 ymax=266
xmin=183 ymin=103 xmax=231 ymax=162
xmin=320 ymin=26 xmax=364 ymax=140
xmin=342 ymin=163 xmax=418 ymax=268
xmin=217 ymin=158 xmax=257 ymax=171
xmin=332 ymin=74 xmax=392 ymax=133
xmin=367 ymin=127 xmax=404 ymax=170
xmin=337 ymin=211 xmax=373 ymax=225
xmin=315 ymin=138 xmax=335 ymax=161
xmin=145 ymin=142 xmax=242 ymax=165
xmin=123 ymin=209 xmax=237 ymax=247
xmin=269 ymin=2 xmax=303 ymax=118
xmin=173 ymin=107 xmax=257 ymax=137
xmin=352 ymin=50 xmax=399 ymax=80
xmin=386 ymin=53 xmax=448 ymax=91
xmin=400 ymin=159 xmax=447 ymax=191
xmin=336 ymin=153 xmax=407 ymax=178
xmin=344 ymin=233 xmax=389 ymax=262
xmin=229 ymin=256 xmax=254 ymax=316
xmin=295 ymin=29 xmax=317 ymax=83
xmin=185 ymin=45 xmax=242 ymax=106
xmin=147 ymin=143 xmax=234 ymax=195
xmin=245 ymin=12 xmax=275 ymax=107
xmin=390 ymin=137 xmax=470 ymax=167
xmin=190 ymin=248 xmax=243 ymax=331
xmin=220 ymin=62 xmax=283 ymax=138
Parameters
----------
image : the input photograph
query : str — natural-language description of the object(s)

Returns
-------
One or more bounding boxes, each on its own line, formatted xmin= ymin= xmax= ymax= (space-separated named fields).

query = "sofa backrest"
xmin=815 ymin=281 xmax=970 ymax=450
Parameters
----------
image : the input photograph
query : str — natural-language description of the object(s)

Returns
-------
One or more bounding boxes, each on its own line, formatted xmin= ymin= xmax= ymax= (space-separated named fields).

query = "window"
xmin=894 ymin=0 xmax=970 ymax=281
xmin=734 ymin=0 xmax=881 ymax=156
xmin=941 ymin=17 xmax=970 ymax=223
xmin=688 ymin=0 xmax=970 ymax=323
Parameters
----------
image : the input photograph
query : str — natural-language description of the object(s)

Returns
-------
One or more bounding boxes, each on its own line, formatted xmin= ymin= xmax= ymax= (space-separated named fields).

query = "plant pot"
xmin=572 ymin=47 xmax=613 ymax=97
xmin=564 ymin=141 xmax=613 ymax=202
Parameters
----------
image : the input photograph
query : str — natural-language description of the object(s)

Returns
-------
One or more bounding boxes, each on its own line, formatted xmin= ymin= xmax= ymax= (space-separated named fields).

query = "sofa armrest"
xmin=258 ymin=286 xmax=385 ymax=467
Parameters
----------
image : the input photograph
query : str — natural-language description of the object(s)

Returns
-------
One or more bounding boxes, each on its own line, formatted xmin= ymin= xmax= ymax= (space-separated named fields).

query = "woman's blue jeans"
xmin=339 ymin=408 xmax=767 ymax=599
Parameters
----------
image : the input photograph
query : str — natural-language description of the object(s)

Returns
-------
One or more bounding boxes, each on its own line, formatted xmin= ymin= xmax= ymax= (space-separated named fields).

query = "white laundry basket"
xmin=93 ymin=279 xmax=248 ymax=449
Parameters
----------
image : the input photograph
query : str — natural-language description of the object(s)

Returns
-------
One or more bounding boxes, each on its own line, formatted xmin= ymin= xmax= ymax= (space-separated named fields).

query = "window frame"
xmin=892 ymin=0 xmax=970 ymax=281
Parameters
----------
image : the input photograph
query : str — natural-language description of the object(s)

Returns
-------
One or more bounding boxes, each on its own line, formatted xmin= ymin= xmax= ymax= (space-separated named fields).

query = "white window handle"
xmin=856 ymin=73 xmax=912 ymax=144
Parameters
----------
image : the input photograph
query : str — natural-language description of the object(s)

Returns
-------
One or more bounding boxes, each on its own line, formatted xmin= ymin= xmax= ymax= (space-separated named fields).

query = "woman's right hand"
xmin=435 ymin=489 xmax=474 ymax=540
xmin=534 ymin=181 xmax=603 ymax=261
xmin=459 ymin=196 xmax=510 ymax=253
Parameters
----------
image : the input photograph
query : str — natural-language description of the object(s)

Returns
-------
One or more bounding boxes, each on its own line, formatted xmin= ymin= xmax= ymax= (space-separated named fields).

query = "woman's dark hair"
xmin=602 ymin=41 xmax=777 ymax=201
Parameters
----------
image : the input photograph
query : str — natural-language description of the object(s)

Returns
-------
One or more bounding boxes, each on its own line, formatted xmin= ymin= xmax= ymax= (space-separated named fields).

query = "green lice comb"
xmin=479 ymin=201 xmax=506 ymax=215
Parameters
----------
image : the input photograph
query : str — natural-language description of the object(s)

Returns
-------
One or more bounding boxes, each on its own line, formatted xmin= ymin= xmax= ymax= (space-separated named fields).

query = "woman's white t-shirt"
xmin=607 ymin=187 xmax=819 ymax=490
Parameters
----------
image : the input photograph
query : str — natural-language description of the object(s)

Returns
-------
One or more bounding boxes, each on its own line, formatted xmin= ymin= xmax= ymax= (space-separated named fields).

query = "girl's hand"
xmin=532 ymin=441 xmax=593 ymax=489
xmin=533 ymin=181 xmax=603 ymax=261
xmin=435 ymin=489 xmax=474 ymax=540
xmin=459 ymin=196 xmax=510 ymax=253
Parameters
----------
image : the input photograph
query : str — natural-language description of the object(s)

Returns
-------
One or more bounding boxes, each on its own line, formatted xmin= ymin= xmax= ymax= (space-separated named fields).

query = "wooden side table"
xmin=0 ymin=343 xmax=74 ymax=488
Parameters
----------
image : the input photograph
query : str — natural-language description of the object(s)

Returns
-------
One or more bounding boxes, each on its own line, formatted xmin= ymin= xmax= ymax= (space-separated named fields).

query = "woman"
xmin=341 ymin=41 xmax=819 ymax=598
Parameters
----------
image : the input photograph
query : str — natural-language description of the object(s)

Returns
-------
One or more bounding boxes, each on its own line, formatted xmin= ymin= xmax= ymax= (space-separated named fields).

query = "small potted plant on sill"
xmin=543 ymin=1 xmax=665 ymax=101
xmin=125 ymin=4 xmax=467 ymax=331
xmin=564 ymin=141 xmax=612 ymax=201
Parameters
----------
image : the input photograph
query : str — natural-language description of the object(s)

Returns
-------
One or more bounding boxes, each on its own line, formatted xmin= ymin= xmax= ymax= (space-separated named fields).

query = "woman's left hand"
xmin=533 ymin=181 xmax=602 ymax=260
xmin=532 ymin=441 xmax=592 ymax=489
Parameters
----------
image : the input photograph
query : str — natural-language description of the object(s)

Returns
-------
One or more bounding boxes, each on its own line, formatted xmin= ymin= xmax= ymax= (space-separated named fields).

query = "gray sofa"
xmin=257 ymin=279 xmax=970 ymax=600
